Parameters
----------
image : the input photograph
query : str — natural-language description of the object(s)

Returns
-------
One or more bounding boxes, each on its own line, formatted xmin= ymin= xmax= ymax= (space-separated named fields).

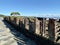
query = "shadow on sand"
xmin=2 ymin=20 xmax=37 ymax=45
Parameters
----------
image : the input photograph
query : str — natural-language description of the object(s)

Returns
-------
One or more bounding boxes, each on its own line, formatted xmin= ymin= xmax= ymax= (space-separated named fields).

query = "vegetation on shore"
xmin=0 ymin=14 xmax=5 ymax=17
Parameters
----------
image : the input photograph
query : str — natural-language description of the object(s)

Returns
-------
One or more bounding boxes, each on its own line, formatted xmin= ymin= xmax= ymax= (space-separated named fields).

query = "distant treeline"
xmin=0 ymin=14 xmax=5 ymax=17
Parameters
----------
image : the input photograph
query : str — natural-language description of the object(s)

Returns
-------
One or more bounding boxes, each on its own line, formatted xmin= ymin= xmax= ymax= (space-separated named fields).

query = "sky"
xmin=0 ymin=0 xmax=60 ymax=17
